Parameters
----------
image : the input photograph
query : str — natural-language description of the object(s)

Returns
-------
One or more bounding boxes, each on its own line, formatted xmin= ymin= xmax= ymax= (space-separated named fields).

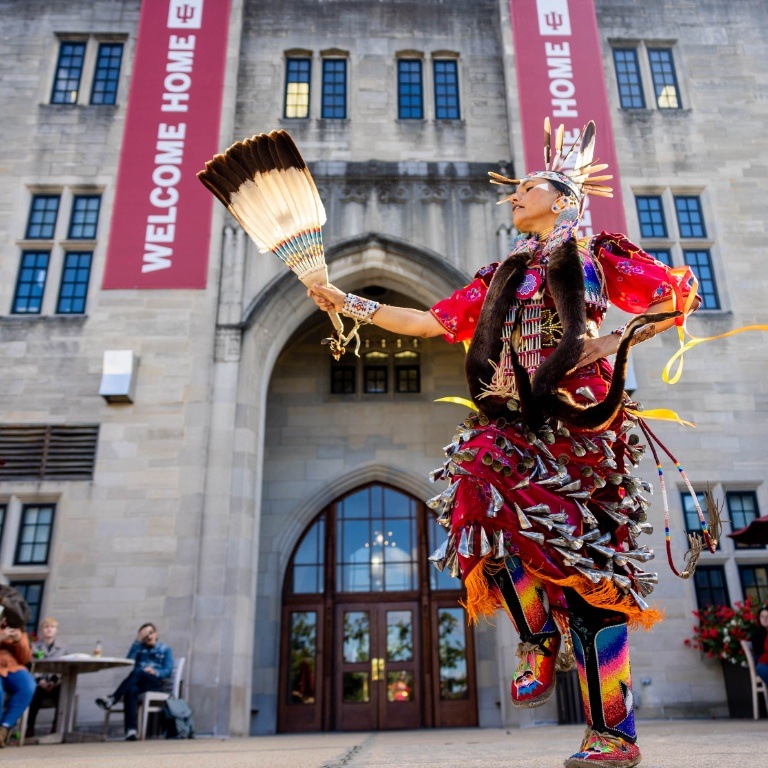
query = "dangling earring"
xmin=551 ymin=195 xmax=579 ymax=220
xmin=544 ymin=196 xmax=580 ymax=254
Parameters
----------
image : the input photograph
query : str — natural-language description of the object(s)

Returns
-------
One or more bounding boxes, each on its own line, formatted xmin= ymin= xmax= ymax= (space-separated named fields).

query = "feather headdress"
xmin=197 ymin=130 xmax=353 ymax=359
xmin=489 ymin=117 xmax=613 ymax=214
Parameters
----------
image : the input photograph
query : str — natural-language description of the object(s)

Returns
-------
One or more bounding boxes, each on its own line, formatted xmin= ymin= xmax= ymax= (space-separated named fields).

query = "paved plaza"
xmin=2 ymin=719 xmax=766 ymax=768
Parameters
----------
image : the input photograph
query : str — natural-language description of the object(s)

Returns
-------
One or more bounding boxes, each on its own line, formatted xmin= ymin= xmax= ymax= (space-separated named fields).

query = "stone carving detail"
xmin=339 ymin=182 xmax=372 ymax=204
xmin=377 ymin=182 xmax=410 ymax=204
xmin=457 ymin=183 xmax=490 ymax=204
xmin=317 ymin=176 xmax=490 ymax=206
xmin=214 ymin=326 xmax=242 ymax=363
xmin=416 ymin=183 xmax=449 ymax=203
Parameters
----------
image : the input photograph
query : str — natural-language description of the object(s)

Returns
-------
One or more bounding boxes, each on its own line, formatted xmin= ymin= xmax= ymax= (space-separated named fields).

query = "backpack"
xmin=162 ymin=697 xmax=195 ymax=739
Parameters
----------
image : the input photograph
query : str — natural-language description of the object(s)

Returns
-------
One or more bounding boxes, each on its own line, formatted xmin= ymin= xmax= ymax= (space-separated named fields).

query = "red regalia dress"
xmin=427 ymin=231 xmax=697 ymax=630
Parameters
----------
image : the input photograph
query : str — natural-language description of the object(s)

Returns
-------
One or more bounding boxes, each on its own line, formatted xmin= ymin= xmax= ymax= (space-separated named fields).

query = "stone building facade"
xmin=0 ymin=0 xmax=766 ymax=737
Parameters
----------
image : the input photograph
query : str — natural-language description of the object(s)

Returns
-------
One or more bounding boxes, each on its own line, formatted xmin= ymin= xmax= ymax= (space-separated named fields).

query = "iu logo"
xmin=168 ymin=0 xmax=204 ymax=29
xmin=176 ymin=4 xmax=196 ymax=24
xmin=536 ymin=0 xmax=572 ymax=36
xmin=544 ymin=12 xmax=564 ymax=32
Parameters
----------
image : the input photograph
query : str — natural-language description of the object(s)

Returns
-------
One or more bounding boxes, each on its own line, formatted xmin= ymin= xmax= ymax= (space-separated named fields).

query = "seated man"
xmin=26 ymin=616 xmax=67 ymax=739
xmin=96 ymin=623 xmax=173 ymax=741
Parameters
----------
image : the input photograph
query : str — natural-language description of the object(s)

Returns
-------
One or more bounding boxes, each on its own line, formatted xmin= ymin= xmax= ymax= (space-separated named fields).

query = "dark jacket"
xmin=127 ymin=640 xmax=174 ymax=679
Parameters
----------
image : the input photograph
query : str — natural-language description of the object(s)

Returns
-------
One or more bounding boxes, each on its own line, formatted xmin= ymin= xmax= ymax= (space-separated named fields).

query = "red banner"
xmin=509 ymin=0 xmax=626 ymax=236
xmin=103 ymin=0 xmax=230 ymax=289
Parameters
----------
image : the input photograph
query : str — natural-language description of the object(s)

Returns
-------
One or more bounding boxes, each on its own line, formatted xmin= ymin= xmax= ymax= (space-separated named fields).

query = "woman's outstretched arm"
xmin=309 ymin=283 xmax=446 ymax=339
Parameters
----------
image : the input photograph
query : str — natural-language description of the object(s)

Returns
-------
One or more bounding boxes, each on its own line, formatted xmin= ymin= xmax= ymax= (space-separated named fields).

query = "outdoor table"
xmin=31 ymin=654 xmax=135 ymax=743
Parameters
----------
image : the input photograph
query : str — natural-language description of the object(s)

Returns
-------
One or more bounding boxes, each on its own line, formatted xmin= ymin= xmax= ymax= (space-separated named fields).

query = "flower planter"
xmin=721 ymin=660 xmax=754 ymax=718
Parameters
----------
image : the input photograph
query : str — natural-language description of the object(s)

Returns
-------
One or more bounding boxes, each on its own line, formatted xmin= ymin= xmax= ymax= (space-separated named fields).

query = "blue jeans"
xmin=112 ymin=669 xmax=164 ymax=732
xmin=1 ymin=669 xmax=37 ymax=727
xmin=757 ymin=662 xmax=768 ymax=687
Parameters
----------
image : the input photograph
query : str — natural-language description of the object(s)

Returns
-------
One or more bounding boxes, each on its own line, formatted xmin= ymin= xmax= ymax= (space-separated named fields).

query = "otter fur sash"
xmin=466 ymin=238 xmax=680 ymax=431
xmin=526 ymin=237 xmax=586 ymax=424
xmin=465 ymin=238 xmax=585 ymax=424
xmin=511 ymin=310 xmax=680 ymax=431
xmin=464 ymin=250 xmax=532 ymax=422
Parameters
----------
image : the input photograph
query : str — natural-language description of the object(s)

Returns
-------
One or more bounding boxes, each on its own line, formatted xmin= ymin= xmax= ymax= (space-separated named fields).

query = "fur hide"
xmin=509 ymin=310 xmax=681 ymax=431
xmin=465 ymin=238 xmax=680 ymax=431
xmin=464 ymin=250 xmax=532 ymax=421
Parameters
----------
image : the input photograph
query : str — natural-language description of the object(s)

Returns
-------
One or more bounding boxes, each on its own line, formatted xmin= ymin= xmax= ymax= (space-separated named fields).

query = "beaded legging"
xmin=491 ymin=556 xmax=637 ymax=742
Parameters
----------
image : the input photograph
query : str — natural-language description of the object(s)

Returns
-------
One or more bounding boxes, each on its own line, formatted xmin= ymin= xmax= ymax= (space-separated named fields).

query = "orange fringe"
xmin=459 ymin=556 xmax=665 ymax=631
xmin=460 ymin=561 xmax=501 ymax=624
xmin=548 ymin=572 xmax=665 ymax=631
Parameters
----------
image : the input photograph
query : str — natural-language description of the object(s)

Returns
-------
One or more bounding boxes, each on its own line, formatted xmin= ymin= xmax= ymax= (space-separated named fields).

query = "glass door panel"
xmin=289 ymin=611 xmax=318 ymax=705
xmin=341 ymin=610 xmax=371 ymax=704
xmin=380 ymin=605 xmax=420 ymax=729
xmin=335 ymin=602 xmax=422 ymax=730
xmin=386 ymin=610 xmax=413 ymax=661
xmin=342 ymin=611 xmax=371 ymax=663
xmin=437 ymin=607 xmax=469 ymax=701
xmin=431 ymin=603 xmax=477 ymax=727
xmin=280 ymin=608 xmax=323 ymax=732
xmin=336 ymin=605 xmax=376 ymax=729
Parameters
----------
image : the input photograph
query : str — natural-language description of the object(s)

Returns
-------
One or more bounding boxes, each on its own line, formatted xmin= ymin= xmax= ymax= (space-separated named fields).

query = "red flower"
xmin=684 ymin=598 xmax=757 ymax=666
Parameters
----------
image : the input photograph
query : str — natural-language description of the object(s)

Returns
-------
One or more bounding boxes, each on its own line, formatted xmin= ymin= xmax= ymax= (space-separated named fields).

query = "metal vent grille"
xmin=0 ymin=425 xmax=99 ymax=480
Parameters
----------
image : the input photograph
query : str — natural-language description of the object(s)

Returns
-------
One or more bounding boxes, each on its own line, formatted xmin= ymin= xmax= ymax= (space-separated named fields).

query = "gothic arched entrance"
xmin=278 ymin=482 xmax=478 ymax=732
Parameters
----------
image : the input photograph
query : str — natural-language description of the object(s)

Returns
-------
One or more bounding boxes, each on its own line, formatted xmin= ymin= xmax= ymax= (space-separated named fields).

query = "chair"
xmin=740 ymin=639 xmax=768 ymax=720
xmin=138 ymin=656 xmax=186 ymax=740
xmin=18 ymin=687 xmax=71 ymax=746
xmin=102 ymin=657 xmax=186 ymax=739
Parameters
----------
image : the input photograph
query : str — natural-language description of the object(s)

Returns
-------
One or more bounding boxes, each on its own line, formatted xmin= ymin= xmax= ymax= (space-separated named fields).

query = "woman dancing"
xmin=310 ymin=118 xmax=701 ymax=768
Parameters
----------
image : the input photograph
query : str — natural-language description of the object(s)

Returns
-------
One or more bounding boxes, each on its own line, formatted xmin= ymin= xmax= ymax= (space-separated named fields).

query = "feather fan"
xmin=197 ymin=130 xmax=352 ymax=358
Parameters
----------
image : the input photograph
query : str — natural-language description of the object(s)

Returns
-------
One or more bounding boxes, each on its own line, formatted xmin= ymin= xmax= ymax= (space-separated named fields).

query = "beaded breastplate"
xmin=483 ymin=237 xmax=607 ymax=401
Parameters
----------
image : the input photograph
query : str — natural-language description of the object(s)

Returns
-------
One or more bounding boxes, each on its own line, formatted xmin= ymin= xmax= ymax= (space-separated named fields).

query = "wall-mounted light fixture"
xmin=99 ymin=350 xmax=138 ymax=403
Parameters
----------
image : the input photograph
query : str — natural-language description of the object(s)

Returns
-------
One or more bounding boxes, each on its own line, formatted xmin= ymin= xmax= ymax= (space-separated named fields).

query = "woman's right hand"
xmin=307 ymin=283 xmax=345 ymax=313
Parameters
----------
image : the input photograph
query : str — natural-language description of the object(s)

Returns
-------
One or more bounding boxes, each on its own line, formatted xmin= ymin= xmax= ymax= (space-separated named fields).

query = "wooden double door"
xmin=280 ymin=594 xmax=476 ymax=732
xmin=335 ymin=601 xmax=421 ymax=730
xmin=278 ymin=484 xmax=477 ymax=732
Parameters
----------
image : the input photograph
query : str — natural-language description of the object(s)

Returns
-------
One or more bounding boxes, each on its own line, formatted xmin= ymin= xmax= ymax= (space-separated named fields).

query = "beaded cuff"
xmin=342 ymin=293 xmax=380 ymax=322
xmin=612 ymin=322 xmax=657 ymax=342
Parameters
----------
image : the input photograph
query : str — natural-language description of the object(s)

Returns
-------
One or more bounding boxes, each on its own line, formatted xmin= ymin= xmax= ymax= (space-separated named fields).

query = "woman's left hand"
xmin=574 ymin=335 xmax=621 ymax=370
xmin=0 ymin=627 xmax=22 ymax=643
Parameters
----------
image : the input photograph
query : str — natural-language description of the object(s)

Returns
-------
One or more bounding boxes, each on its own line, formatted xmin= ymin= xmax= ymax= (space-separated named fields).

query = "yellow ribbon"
xmin=626 ymin=407 xmax=696 ymax=428
xmin=434 ymin=396 xmax=476 ymax=410
xmin=662 ymin=268 xmax=768 ymax=384
xmin=663 ymin=322 xmax=768 ymax=385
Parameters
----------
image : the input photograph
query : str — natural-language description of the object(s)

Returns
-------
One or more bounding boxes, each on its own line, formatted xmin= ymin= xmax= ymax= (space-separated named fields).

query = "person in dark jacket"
xmin=95 ymin=622 xmax=173 ymax=740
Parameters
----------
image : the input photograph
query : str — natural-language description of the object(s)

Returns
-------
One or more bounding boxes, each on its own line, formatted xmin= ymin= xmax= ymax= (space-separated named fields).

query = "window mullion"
xmin=78 ymin=37 xmax=99 ymax=106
